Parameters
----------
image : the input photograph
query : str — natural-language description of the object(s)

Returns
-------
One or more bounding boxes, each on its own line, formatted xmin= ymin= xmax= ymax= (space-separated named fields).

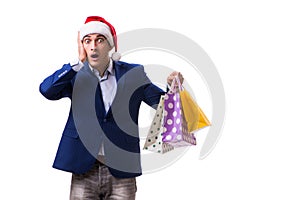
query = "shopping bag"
xmin=180 ymin=88 xmax=211 ymax=133
xmin=143 ymin=96 xmax=175 ymax=154
xmin=162 ymin=77 xmax=197 ymax=147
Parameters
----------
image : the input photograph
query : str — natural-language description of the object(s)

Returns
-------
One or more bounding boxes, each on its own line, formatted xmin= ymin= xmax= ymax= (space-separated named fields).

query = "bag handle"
xmin=170 ymin=75 xmax=183 ymax=93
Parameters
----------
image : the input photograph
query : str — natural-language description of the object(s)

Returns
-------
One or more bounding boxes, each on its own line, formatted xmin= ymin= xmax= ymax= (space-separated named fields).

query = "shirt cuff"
xmin=70 ymin=59 xmax=84 ymax=72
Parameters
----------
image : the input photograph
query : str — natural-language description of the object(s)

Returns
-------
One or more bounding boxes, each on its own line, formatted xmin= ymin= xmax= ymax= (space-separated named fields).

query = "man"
xmin=39 ymin=16 xmax=183 ymax=200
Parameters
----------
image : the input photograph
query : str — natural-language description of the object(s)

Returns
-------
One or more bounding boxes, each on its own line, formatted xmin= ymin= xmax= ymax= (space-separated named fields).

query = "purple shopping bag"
xmin=162 ymin=77 xmax=197 ymax=147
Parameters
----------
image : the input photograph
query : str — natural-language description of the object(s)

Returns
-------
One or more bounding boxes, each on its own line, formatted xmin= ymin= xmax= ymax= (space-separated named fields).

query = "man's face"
xmin=82 ymin=33 xmax=112 ymax=68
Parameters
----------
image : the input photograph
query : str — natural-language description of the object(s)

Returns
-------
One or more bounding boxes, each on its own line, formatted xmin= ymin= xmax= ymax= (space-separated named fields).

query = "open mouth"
xmin=91 ymin=54 xmax=99 ymax=59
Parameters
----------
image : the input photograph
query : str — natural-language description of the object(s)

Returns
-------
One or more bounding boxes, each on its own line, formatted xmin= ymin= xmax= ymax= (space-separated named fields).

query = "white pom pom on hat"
xmin=79 ymin=16 xmax=121 ymax=61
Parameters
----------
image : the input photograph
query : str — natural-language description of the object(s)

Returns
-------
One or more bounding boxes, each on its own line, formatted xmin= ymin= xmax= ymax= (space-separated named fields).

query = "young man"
xmin=39 ymin=16 xmax=183 ymax=200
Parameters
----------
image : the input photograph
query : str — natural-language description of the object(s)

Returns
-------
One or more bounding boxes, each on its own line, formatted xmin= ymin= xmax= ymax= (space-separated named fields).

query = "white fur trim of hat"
xmin=79 ymin=21 xmax=114 ymax=47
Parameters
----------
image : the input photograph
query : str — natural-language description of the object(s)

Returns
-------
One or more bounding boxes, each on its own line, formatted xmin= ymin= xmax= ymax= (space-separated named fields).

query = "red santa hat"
xmin=79 ymin=16 xmax=121 ymax=61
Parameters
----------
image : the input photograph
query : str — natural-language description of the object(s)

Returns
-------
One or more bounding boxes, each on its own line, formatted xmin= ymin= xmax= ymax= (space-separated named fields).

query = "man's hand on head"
xmin=78 ymin=31 xmax=87 ymax=63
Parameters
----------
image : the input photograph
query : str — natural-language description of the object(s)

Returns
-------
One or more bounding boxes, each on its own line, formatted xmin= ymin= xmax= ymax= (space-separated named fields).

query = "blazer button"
xmin=103 ymin=119 xmax=107 ymax=122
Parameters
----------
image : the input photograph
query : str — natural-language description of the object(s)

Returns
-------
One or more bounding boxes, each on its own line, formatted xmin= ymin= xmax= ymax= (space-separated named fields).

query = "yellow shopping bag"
xmin=180 ymin=88 xmax=211 ymax=133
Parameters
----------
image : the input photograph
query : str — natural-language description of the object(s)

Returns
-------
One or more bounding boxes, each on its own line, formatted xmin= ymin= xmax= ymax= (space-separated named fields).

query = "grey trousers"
xmin=70 ymin=162 xmax=137 ymax=200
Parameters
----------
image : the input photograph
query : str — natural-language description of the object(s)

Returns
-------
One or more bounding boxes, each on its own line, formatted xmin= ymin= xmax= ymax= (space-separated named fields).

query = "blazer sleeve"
xmin=39 ymin=63 xmax=77 ymax=100
xmin=140 ymin=66 xmax=166 ymax=109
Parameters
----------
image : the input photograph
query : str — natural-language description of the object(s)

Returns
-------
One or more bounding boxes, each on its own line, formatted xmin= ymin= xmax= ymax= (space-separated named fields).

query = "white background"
xmin=1 ymin=0 xmax=300 ymax=199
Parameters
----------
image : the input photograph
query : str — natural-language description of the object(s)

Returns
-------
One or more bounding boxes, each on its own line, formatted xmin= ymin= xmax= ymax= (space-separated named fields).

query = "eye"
xmin=84 ymin=39 xmax=91 ymax=44
xmin=97 ymin=38 xmax=104 ymax=43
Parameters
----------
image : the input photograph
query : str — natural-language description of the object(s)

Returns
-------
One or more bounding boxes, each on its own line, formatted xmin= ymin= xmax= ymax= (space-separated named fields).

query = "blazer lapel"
xmin=79 ymin=62 xmax=106 ymax=119
xmin=77 ymin=61 xmax=130 ymax=119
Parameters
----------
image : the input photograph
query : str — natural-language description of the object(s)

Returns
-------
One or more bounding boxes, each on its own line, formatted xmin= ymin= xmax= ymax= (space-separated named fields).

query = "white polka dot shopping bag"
xmin=162 ymin=77 xmax=197 ymax=147
xmin=143 ymin=95 xmax=175 ymax=154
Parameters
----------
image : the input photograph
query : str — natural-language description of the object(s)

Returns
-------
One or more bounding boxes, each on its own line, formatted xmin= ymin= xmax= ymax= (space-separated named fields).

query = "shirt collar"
xmin=90 ymin=59 xmax=114 ymax=77
xmin=106 ymin=59 xmax=114 ymax=76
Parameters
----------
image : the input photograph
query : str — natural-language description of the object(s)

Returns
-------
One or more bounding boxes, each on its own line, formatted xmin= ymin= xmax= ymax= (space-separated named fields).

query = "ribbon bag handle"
xmin=170 ymin=75 xmax=183 ymax=93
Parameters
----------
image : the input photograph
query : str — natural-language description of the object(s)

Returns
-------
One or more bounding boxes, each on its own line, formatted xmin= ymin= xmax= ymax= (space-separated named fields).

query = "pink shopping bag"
xmin=162 ymin=77 xmax=197 ymax=147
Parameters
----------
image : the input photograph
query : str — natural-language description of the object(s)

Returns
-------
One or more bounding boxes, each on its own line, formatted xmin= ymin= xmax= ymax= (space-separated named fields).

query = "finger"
xmin=78 ymin=32 xmax=87 ymax=62
xmin=77 ymin=31 xmax=81 ymax=43
xmin=171 ymin=71 xmax=178 ymax=76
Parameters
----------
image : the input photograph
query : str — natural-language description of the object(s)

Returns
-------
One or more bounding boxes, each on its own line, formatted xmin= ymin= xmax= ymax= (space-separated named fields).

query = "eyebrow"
xmin=83 ymin=34 xmax=106 ymax=39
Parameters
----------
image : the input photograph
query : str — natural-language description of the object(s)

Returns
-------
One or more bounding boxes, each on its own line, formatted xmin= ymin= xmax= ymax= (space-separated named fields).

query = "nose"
xmin=90 ymin=41 xmax=96 ymax=51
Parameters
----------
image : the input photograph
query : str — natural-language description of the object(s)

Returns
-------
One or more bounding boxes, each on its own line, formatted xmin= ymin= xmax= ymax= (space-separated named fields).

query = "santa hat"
xmin=79 ymin=16 xmax=121 ymax=61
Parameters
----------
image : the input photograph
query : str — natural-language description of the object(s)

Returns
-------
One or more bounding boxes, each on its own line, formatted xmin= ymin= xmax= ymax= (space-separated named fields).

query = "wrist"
xmin=79 ymin=56 xmax=86 ymax=63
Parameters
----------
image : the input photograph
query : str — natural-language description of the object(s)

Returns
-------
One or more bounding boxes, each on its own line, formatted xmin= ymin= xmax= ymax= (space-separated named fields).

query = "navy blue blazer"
xmin=39 ymin=61 xmax=165 ymax=178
